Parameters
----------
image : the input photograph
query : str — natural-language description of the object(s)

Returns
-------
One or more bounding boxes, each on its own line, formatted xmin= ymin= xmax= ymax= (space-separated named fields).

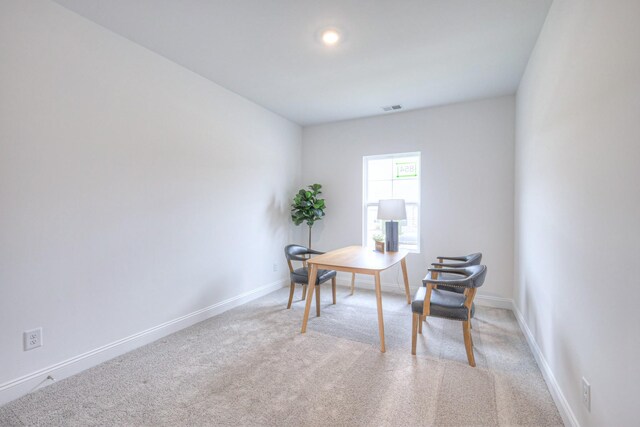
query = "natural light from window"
xmin=363 ymin=152 xmax=421 ymax=253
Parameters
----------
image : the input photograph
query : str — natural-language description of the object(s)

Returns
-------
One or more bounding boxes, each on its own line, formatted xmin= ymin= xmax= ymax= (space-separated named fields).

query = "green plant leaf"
xmin=291 ymin=184 xmax=326 ymax=239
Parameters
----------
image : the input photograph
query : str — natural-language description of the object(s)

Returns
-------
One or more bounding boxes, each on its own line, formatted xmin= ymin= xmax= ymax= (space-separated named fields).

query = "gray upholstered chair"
xmin=429 ymin=253 xmax=482 ymax=294
xmin=411 ymin=265 xmax=487 ymax=366
xmin=284 ymin=244 xmax=337 ymax=316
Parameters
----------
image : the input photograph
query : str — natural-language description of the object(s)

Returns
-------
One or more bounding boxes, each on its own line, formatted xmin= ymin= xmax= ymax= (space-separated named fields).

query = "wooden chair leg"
xmin=463 ymin=320 xmax=476 ymax=367
xmin=418 ymin=314 xmax=423 ymax=334
xmin=315 ymin=284 xmax=321 ymax=317
xmin=302 ymin=284 xmax=307 ymax=300
xmin=331 ymin=277 xmax=336 ymax=304
xmin=350 ymin=273 xmax=356 ymax=295
xmin=411 ymin=313 xmax=419 ymax=355
xmin=286 ymin=282 xmax=295 ymax=309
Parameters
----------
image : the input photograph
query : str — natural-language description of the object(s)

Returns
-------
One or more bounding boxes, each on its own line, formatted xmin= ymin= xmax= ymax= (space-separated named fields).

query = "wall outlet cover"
xmin=24 ymin=328 xmax=43 ymax=351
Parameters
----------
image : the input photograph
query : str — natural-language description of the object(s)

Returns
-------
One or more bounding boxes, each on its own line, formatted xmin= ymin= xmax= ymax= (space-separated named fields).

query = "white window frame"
xmin=362 ymin=152 xmax=421 ymax=253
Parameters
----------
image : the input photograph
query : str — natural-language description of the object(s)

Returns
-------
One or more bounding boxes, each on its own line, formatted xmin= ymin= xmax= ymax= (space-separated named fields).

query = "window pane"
xmin=392 ymin=179 xmax=419 ymax=202
xmin=367 ymin=180 xmax=392 ymax=203
xmin=399 ymin=204 xmax=419 ymax=247
xmin=367 ymin=158 xmax=392 ymax=181
xmin=393 ymin=157 xmax=419 ymax=179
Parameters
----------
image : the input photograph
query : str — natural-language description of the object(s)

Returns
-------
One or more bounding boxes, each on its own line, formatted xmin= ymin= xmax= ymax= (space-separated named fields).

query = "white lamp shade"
xmin=377 ymin=199 xmax=407 ymax=220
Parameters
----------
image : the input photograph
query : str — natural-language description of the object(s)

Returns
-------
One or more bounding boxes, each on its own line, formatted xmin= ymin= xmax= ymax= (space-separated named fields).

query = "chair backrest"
xmin=424 ymin=264 xmax=487 ymax=289
xmin=469 ymin=265 xmax=487 ymax=288
xmin=284 ymin=244 xmax=321 ymax=273
xmin=464 ymin=253 xmax=482 ymax=265
xmin=284 ymin=244 xmax=311 ymax=262
xmin=420 ymin=265 xmax=487 ymax=319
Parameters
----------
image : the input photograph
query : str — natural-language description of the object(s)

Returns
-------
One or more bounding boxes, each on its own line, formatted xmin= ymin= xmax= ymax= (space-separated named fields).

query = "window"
xmin=363 ymin=152 xmax=421 ymax=252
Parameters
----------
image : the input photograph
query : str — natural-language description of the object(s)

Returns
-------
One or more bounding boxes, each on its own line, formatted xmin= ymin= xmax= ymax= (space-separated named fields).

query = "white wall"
xmin=0 ymin=0 xmax=300 ymax=402
xmin=515 ymin=1 xmax=640 ymax=426
xmin=302 ymin=96 xmax=514 ymax=302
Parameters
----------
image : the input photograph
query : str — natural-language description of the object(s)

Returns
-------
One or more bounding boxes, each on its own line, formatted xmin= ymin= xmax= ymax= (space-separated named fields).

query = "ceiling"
xmin=53 ymin=0 xmax=553 ymax=126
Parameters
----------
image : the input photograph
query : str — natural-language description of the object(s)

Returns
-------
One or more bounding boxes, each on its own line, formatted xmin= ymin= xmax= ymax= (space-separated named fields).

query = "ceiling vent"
xmin=382 ymin=104 xmax=403 ymax=112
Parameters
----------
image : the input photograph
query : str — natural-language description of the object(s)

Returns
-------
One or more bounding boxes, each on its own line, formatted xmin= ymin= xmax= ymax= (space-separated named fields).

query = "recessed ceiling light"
xmin=321 ymin=29 xmax=341 ymax=46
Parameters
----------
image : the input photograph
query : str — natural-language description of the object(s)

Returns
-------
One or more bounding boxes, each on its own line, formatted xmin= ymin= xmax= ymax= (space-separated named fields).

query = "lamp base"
xmin=385 ymin=221 xmax=399 ymax=252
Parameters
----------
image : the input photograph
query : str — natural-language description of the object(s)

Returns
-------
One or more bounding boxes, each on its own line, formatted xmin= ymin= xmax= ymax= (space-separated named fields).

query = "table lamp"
xmin=377 ymin=199 xmax=406 ymax=252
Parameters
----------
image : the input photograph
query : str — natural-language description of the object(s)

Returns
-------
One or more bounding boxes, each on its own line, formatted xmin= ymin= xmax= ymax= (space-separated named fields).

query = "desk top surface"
xmin=306 ymin=245 xmax=408 ymax=271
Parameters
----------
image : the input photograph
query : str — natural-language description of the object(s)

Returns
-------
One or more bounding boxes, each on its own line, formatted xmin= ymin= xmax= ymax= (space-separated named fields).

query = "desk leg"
xmin=374 ymin=272 xmax=386 ymax=353
xmin=350 ymin=273 xmax=356 ymax=295
xmin=401 ymin=258 xmax=411 ymax=304
xmin=301 ymin=264 xmax=318 ymax=333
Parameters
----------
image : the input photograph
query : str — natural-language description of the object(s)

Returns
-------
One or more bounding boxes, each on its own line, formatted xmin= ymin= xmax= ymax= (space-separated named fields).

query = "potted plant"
xmin=373 ymin=233 xmax=385 ymax=253
xmin=291 ymin=184 xmax=326 ymax=249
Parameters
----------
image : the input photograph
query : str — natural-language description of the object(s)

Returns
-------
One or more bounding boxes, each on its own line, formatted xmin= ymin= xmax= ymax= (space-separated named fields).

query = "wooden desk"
xmin=300 ymin=246 xmax=410 ymax=352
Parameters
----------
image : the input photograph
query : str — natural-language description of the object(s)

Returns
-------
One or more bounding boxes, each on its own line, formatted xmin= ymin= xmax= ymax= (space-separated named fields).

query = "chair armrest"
xmin=306 ymin=249 xmax=325 ymax=255
xmin=423 ymin=269 xmax=472 ymax=288
xmin=425 ymin=267 xmax=467 ymax=284
xmin=431 ymin=261 xmax=468 ymax=268
xmin=427 ymin=267 xmax=467 ymax=275
xmin=436 ymin=255 xmax=467 ymax=261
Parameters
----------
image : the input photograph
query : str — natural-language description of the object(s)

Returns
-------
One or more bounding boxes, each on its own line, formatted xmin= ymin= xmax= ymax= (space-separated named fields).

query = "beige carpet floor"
xmin=0 ymin=286 xmax=563 ymax=426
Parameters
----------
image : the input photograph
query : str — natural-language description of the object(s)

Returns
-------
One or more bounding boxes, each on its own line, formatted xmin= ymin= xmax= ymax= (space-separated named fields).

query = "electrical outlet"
xmin=582 ymin=377 xmax=591 ymax=411
xmin=272 ymin=263 xmax=278 ymax=272
xmin=24 ymin=328 xmax=42 ymax=351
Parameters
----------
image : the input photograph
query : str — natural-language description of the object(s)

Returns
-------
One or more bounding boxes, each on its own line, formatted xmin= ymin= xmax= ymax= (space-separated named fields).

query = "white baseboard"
xmin=512 ymin=304 xmax=579 ymax=427
xmin=474 ymin=294 xmax=514 ymax=310
xmin=0 ymin=279 xmax=287 ymax=406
